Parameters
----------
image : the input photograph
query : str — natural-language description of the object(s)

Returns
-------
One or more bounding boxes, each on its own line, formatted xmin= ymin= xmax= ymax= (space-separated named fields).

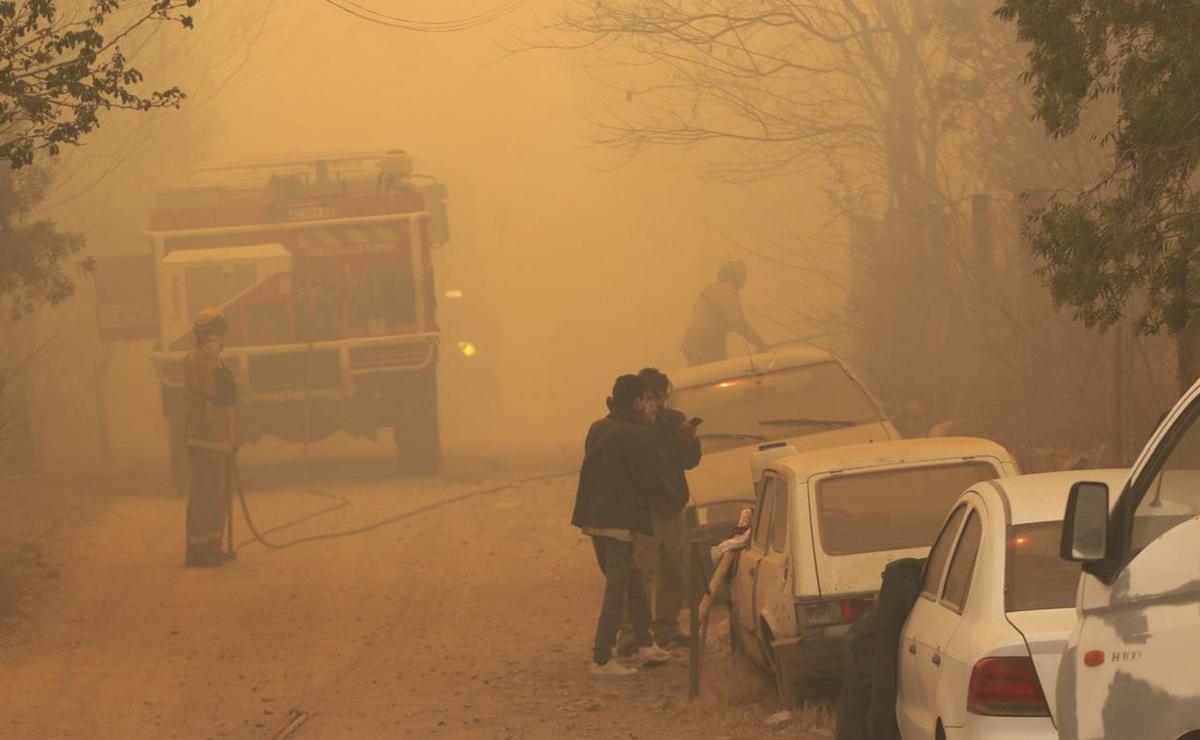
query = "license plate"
xmin=287 ymin=205 xmax=336 ymax=221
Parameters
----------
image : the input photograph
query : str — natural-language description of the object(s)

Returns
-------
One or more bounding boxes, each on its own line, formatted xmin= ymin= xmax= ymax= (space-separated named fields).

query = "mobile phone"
xmin=688 ymin=417 xmax=704 ymax=427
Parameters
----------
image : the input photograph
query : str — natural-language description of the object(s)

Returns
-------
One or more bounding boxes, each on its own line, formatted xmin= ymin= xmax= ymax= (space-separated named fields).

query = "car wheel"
xmin=772 ymin=654 xmax=801 ymax=708
xmin=393 ymin=368 xmax=441 ymax=475
xmin=760 ymin=621 xmax=801 ymax=708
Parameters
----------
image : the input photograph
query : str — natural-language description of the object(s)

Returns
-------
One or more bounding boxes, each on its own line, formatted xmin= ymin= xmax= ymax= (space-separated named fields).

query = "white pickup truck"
xmin=1057 ymin=380 xmax=1200 ymax=740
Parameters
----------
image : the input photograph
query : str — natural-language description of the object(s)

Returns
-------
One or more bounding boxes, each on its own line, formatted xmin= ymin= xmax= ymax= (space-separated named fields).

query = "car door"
xmin=732 ymin=473 xmax=775 ymax=664
xmin=898 ymin=503 xmax=968 ymax=739
xmin=753 ymin=475 xmax=796 ymax=645
xmin=1069 ymin=394 xmax=1200 ymax=740
xmin=926 ymin=508 xmax=984 ymax=731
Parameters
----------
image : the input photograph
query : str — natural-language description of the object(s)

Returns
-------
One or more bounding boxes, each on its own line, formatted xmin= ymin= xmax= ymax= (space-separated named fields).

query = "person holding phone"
xmin=572 ymin=374 xmax=685 ymax=676
xmin=617 ymin=368 xmax=703 ymax=652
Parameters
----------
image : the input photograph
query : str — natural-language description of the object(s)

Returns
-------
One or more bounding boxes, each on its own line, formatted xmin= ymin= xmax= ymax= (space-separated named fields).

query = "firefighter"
xmin=679 ymin=259 xmax=768 ymax=366
xmin=183 ymin=308 xmax=237 ymax=568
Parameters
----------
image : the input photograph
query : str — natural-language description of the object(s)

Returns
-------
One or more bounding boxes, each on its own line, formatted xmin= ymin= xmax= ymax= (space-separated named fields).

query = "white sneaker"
xmin=632 ymin=644 xmax=671 ymax=664
xmin=591 ymin=659 xmax=638 ymax=677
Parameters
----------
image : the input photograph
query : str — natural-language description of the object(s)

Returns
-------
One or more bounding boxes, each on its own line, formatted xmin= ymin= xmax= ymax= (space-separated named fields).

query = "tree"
xmin=0 ymin=167 xmax=85 ymax=317
xmin=0 ymin=1 xmax=203 ymax=466
xmin=0 ymin=0 xmax=199 ymax=170
xmin=997 ymin=0 xmax=1200 ymax=392
xmin=0 ymin=0 xmax=202 ymax=316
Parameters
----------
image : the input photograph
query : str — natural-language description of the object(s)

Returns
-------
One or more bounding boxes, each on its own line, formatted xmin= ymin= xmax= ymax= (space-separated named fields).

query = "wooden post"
xmin=688 ymin=541 xmax=702 ymax=701
xmin=95 ymin=341 xmax=112 ymax=461
xmin=687 ymin=507 xmax=753 ymax=701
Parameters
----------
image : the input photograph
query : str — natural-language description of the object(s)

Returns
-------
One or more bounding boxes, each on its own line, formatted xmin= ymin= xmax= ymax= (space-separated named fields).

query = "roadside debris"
xmin=765 ymin=710 xmax=793 ymax=728
xmin=709 ymin=528 xmax=750 ymax=564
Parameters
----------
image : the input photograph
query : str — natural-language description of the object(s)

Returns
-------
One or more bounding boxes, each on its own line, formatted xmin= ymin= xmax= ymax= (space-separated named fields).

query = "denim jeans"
xmin=591 ymin=536 xmax=652 ymax=664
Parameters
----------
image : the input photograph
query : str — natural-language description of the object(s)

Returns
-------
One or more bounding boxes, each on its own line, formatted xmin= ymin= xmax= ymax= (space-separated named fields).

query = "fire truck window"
xmin=186 ymin=264 xmax=256 ymax=322
xmin=299 ymin=269 xmax=345 ymax=341
xmin=351 ymin=265 xmax=415 ymax=327
xmin=247 ymin=302 xmax=290 ymax=340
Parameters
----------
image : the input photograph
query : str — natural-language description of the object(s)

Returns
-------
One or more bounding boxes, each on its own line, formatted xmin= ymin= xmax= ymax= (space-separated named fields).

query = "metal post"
xmin=304 ymin=341 xmax=313 ymax=484
xmin=226 ymin=451 xmax=236 ymax=559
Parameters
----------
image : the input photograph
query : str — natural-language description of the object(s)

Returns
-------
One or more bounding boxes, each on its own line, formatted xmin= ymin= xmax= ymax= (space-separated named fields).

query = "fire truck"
xmin=143 ymin=151 xmax=449 ymax=481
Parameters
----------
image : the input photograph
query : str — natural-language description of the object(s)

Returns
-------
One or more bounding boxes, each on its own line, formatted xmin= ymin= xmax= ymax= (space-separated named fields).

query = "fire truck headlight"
xmin=457 ymin=341 xmax=477 ymax=358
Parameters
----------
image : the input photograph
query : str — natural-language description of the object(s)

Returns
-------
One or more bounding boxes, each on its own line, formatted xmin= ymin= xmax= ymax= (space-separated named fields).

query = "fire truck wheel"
xmin=392 ymin=370 xmax=441 ymax=475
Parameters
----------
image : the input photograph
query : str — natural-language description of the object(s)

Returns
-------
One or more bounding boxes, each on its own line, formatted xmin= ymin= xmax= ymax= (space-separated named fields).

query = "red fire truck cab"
xmin=147 ymin=150 xmax=449 ymax=480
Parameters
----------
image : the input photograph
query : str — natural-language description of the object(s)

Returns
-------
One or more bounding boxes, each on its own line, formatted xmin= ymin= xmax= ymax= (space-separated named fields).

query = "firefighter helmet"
xmin=193 ymin=308 xmax=228 ymax=336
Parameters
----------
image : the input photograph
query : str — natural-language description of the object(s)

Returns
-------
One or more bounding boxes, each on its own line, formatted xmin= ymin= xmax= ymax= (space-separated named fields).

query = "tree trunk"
xmin=0 ymin=318 xmax=36 ymax=471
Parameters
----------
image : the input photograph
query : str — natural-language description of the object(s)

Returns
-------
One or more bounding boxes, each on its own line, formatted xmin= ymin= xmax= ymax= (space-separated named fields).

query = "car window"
xmin=753 ymin=480 xmax=775 ymax=550
xmin=1132 ymin=401 xmax=1200 ymax=554
xmin=670 ymin=361 xmax=882 ymax=454
xmin=941 ymin=510 xmax=982 ymax=613
xmin=921 ymin=505 xmax=967 ymax=600
xmin=814 ymin=462 xmax=998 ymax=555
xmin=770 ymin=478 xmax=789 ymax=553
xmin=1006 ymin=521 xmax=1081 ymax=611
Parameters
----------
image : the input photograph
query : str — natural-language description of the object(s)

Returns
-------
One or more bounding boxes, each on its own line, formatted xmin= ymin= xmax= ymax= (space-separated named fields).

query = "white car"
xmin=732 ymin=437 xmax=1017 ymax=705
xmin=896 ymin=469 xmax=1128 ymax=740
xmin=671 ymin=345 xmax=899 ymax=528
xmin=1057 ymin=379 xmax=1200 ymax=740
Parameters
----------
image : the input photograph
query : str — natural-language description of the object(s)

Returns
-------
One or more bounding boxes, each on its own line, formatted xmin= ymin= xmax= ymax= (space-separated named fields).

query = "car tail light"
xmin=967 ymin=657 xmax=1049 ymax=717
xmin=796 ymin=596 xmax=875 ymax=627
xmin=840 ymin=597 xmax=873 ymax=623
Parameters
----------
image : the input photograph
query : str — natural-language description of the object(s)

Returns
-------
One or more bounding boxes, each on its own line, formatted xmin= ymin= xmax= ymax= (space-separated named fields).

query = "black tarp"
xmin=835 ymin=557 xmax=926 ymax=740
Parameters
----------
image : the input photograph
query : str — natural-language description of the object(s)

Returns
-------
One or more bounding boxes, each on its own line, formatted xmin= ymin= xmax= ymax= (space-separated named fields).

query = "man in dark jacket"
xmin=572 ymin=374 xmax=686 ymax=676
xmin=619 ymin=368 xmax=702 ymax=653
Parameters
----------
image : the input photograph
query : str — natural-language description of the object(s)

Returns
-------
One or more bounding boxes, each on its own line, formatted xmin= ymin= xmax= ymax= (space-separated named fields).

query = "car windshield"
xmin=670 ymin=362 xmax=882 ymax=453
xmin=814 ymin=462 xmax=999 ymax=555
xmin=1006 ymin=521 xmax=1081 ymax=611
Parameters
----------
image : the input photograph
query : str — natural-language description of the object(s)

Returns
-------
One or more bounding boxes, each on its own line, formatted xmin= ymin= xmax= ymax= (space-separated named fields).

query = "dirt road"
xmin=0 ymin=450 xmax=833 ymax=739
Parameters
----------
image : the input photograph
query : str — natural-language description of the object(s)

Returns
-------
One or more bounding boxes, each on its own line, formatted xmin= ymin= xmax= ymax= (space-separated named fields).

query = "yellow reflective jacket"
xmin=183 ymin=346 xmax=234 ymax=445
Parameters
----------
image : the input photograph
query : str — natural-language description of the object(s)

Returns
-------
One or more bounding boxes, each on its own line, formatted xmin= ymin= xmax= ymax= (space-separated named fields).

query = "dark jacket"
xmin=571 ymin=409 xmax=684 ymax=536
xmin=647 ymin=406 xmax=702 ymax=513
xmin=835 ymin=557 xmax=925 ymax=740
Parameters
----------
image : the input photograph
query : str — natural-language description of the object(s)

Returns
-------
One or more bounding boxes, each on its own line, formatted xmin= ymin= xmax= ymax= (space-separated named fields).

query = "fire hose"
xmin=223 ymin=338 xmax=575 ymax=553
xmin=226 ymin=449 xmax=574 ymax=553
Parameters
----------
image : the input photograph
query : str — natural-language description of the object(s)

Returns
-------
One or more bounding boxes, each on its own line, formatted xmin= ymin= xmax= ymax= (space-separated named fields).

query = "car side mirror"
xmin=1061 ymin=481 xmax=1109 ymax=562
xmin=421 ymin=182 xmax=451 ymax=246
